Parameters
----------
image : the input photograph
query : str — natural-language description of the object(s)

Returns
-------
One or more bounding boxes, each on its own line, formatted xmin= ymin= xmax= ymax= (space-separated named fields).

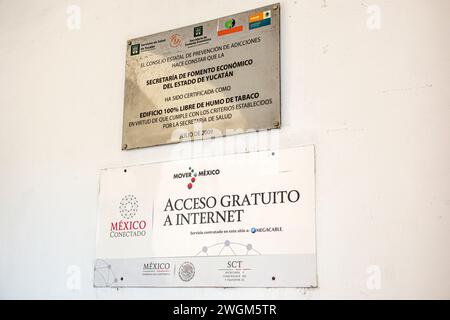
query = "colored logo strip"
xmin=217 ymin=25 xmax=243 ymax=36
xmin=249 ymin=12 xmax=264 ymax=22
xmin=249 ymin=18 xmax=271 ymax=30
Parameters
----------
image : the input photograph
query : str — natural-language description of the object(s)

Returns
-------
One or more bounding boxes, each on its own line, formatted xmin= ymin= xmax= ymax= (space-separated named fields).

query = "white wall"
xmin=0 ymin=0 xmax=448 ymax=299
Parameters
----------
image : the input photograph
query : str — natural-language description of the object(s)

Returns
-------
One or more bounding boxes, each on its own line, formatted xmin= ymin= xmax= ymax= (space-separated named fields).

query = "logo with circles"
xmin=173 ymin=167 xmax=220 ymax=189
xmin=187 ymin=167 xmax=197 ymax=189
xmin=119 ymin=194 xmax=139 ymax=219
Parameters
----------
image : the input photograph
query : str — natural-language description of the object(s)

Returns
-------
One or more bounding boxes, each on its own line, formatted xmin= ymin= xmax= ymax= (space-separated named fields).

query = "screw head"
xmin=123 ymin=144 xmax=128 ymax=150
xmin=127 ymin=40 xmax=132 ymax=46
xmin=274 ymin=121 xmax=280 ymax=128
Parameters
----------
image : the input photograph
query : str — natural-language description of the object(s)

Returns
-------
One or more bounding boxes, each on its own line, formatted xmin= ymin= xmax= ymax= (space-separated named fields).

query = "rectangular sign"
xmin=94 ymin=146 xmax=317 ymax=287
xmin=122 ymin=3 xmax=281 ymax=149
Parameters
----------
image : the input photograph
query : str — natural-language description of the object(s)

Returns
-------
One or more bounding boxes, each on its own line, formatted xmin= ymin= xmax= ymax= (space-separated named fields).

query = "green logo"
xmin=224 ymin=19 xmax=236 ymax=29
xmin=194 ymin=26 xmax=203 ymax=37
xmin=130 ymin=44 xmax=140 ymax=56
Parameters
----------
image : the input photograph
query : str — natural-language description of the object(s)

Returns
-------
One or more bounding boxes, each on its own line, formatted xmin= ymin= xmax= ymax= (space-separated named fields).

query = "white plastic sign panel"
xmin=95 ymin=146 xmax=317 ymax=287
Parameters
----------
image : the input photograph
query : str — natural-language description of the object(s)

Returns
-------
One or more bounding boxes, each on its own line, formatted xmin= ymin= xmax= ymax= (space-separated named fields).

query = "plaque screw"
xmin=123 ymin=144 xmax=128 ymax=150
xmin=274 ymin=121 xmax=280 ymax=128
xmin=273 ymin=5 xmax=278 ymax=10
xmin=127 ymin=40 xmax=132 ymax=46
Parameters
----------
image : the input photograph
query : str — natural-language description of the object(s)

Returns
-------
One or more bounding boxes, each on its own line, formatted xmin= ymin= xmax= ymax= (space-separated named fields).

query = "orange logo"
xmin=169 ymin=34 xmax=182 ymax=47
xmin=249 ymin=12 xmax=263 ymax=22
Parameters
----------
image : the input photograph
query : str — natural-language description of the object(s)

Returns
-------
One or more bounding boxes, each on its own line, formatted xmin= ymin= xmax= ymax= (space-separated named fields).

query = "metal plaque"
xmin=122 ymin=3 xmax=280 ymax=150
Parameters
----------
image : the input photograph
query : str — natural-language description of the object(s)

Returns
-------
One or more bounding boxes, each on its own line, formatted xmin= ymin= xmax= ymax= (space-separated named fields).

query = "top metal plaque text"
xmin=122 ymin=3 xmax=280 ymax=149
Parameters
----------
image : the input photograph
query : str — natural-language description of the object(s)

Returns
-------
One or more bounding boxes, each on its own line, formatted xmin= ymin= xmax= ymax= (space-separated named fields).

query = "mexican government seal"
xmin=178 ymin=262 xmax=195 ymax=282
